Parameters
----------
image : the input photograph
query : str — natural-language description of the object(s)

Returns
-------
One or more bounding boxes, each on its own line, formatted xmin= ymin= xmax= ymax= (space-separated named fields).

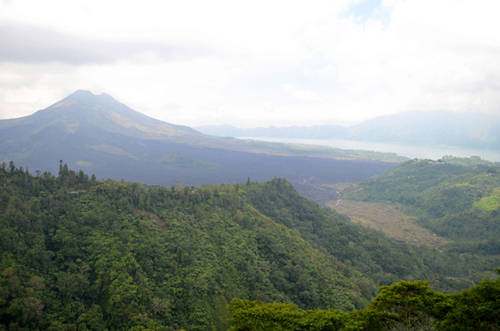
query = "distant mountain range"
xmin=0 ymin=90 xmax=396 ymax=202
xmin=197 ymin=111 xmax=500 ymax=149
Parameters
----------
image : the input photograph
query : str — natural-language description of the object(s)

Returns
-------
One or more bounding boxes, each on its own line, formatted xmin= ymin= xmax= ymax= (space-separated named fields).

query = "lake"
xmin=238 ymin=137 xmax=500 ymax=162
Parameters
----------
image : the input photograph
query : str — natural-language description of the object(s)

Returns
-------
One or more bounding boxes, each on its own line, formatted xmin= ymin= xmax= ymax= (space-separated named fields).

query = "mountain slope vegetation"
xmin=0 ymin=163 xmax=360 ymax=330
xmin=1 ymin=163 xmax=497 ymax=330
xmin=244 ymin=179 xmax=497 ymax=291
xmin=228 ymin=274 xmax=500 ymax=331
xmin=342 ymin=156 xmax=500 ymax=256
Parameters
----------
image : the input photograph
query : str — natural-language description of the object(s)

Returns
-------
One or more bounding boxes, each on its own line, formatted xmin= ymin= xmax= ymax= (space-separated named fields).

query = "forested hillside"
xmin=228 ymin=274 xmax=500 ymax=330
xmin=342 ymin=156 xmax=500 ymax=256
xmin=0 ymin=162 xmax=497 ymax=330
xmin=245 ymin=179 xmax=497 ymax=291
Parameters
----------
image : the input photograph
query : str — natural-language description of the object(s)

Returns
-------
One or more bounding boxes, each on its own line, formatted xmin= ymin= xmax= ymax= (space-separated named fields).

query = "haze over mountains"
xmin=197 ymin=111 xmax=500 ymax=150
xmin=0 ymin=90 xmax=395 ymax=201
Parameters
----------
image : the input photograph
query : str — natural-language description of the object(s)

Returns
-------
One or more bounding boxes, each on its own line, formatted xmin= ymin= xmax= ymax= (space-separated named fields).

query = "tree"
xmin=369 ymin=280 xmax=449 ymax=330
xmin=438 ymin=271 xmax=500 ymax=330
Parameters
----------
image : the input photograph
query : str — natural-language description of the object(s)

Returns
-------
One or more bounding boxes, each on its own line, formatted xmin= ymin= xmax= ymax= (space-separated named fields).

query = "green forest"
xmin=0 ymin=161 xmax=498 ymax=330
xmin=229 ymin=274 xmax=499 ymax=330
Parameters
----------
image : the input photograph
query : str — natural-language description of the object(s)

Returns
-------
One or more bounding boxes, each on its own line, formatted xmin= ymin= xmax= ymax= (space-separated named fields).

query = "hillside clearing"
xmin=326 ymin=199 xmax=448 ymax=247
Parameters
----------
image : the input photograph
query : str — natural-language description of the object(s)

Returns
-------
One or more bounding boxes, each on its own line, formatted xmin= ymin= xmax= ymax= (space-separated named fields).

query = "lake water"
xmin=238 ymin=137 xmax=500 ymax=162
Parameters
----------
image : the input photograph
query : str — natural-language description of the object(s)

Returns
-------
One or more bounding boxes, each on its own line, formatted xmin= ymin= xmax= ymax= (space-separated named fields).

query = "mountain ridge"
xmin=31 ymin=89 xmax=198 ymax=138
xmin=197 ymin=111 xmax=500 ymax=149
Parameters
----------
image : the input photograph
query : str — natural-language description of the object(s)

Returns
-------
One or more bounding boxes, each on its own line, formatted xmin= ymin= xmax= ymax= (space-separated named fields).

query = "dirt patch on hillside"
xmin=326 ymin=200 xmax=448 ymax=247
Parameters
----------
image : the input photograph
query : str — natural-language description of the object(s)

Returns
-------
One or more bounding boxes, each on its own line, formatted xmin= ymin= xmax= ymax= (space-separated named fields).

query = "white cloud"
xmin=1 ymin=0 xmax=499 ymax=126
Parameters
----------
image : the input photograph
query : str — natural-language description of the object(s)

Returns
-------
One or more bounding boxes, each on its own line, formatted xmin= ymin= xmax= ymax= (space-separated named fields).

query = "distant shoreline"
xmin=238 ymin=136 xmax=500 ymax=162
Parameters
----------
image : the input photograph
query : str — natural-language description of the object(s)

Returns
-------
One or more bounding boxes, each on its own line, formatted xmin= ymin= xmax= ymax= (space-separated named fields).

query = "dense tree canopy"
xmin=0 ymin=162 xmax=497 ymax=329
xmin=229 ymin=273 xmax=500 ymax=331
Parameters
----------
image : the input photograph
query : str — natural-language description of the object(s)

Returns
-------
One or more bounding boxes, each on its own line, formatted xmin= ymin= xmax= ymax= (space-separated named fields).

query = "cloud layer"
xmin=0 ymin=24 xmax=210 ymax=64
xmin=1 ymin=0 xmax=499 ymax=127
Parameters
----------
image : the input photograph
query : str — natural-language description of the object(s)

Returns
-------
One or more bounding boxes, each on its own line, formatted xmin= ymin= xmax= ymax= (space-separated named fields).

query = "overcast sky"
xmin=1 ymin=0 xmax=499 ymax=127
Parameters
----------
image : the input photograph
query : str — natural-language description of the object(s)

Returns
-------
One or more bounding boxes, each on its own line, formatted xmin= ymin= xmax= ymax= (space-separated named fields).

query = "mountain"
xmin=197 ymin=111 xmax=500 ymax=150
xmin=348 ymin=111 xmax=500 ymax=148
xmin=0 ymin=89 xmax=198 ymax=138
xmin=0 ymin=90 xmax=398 ymax=202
